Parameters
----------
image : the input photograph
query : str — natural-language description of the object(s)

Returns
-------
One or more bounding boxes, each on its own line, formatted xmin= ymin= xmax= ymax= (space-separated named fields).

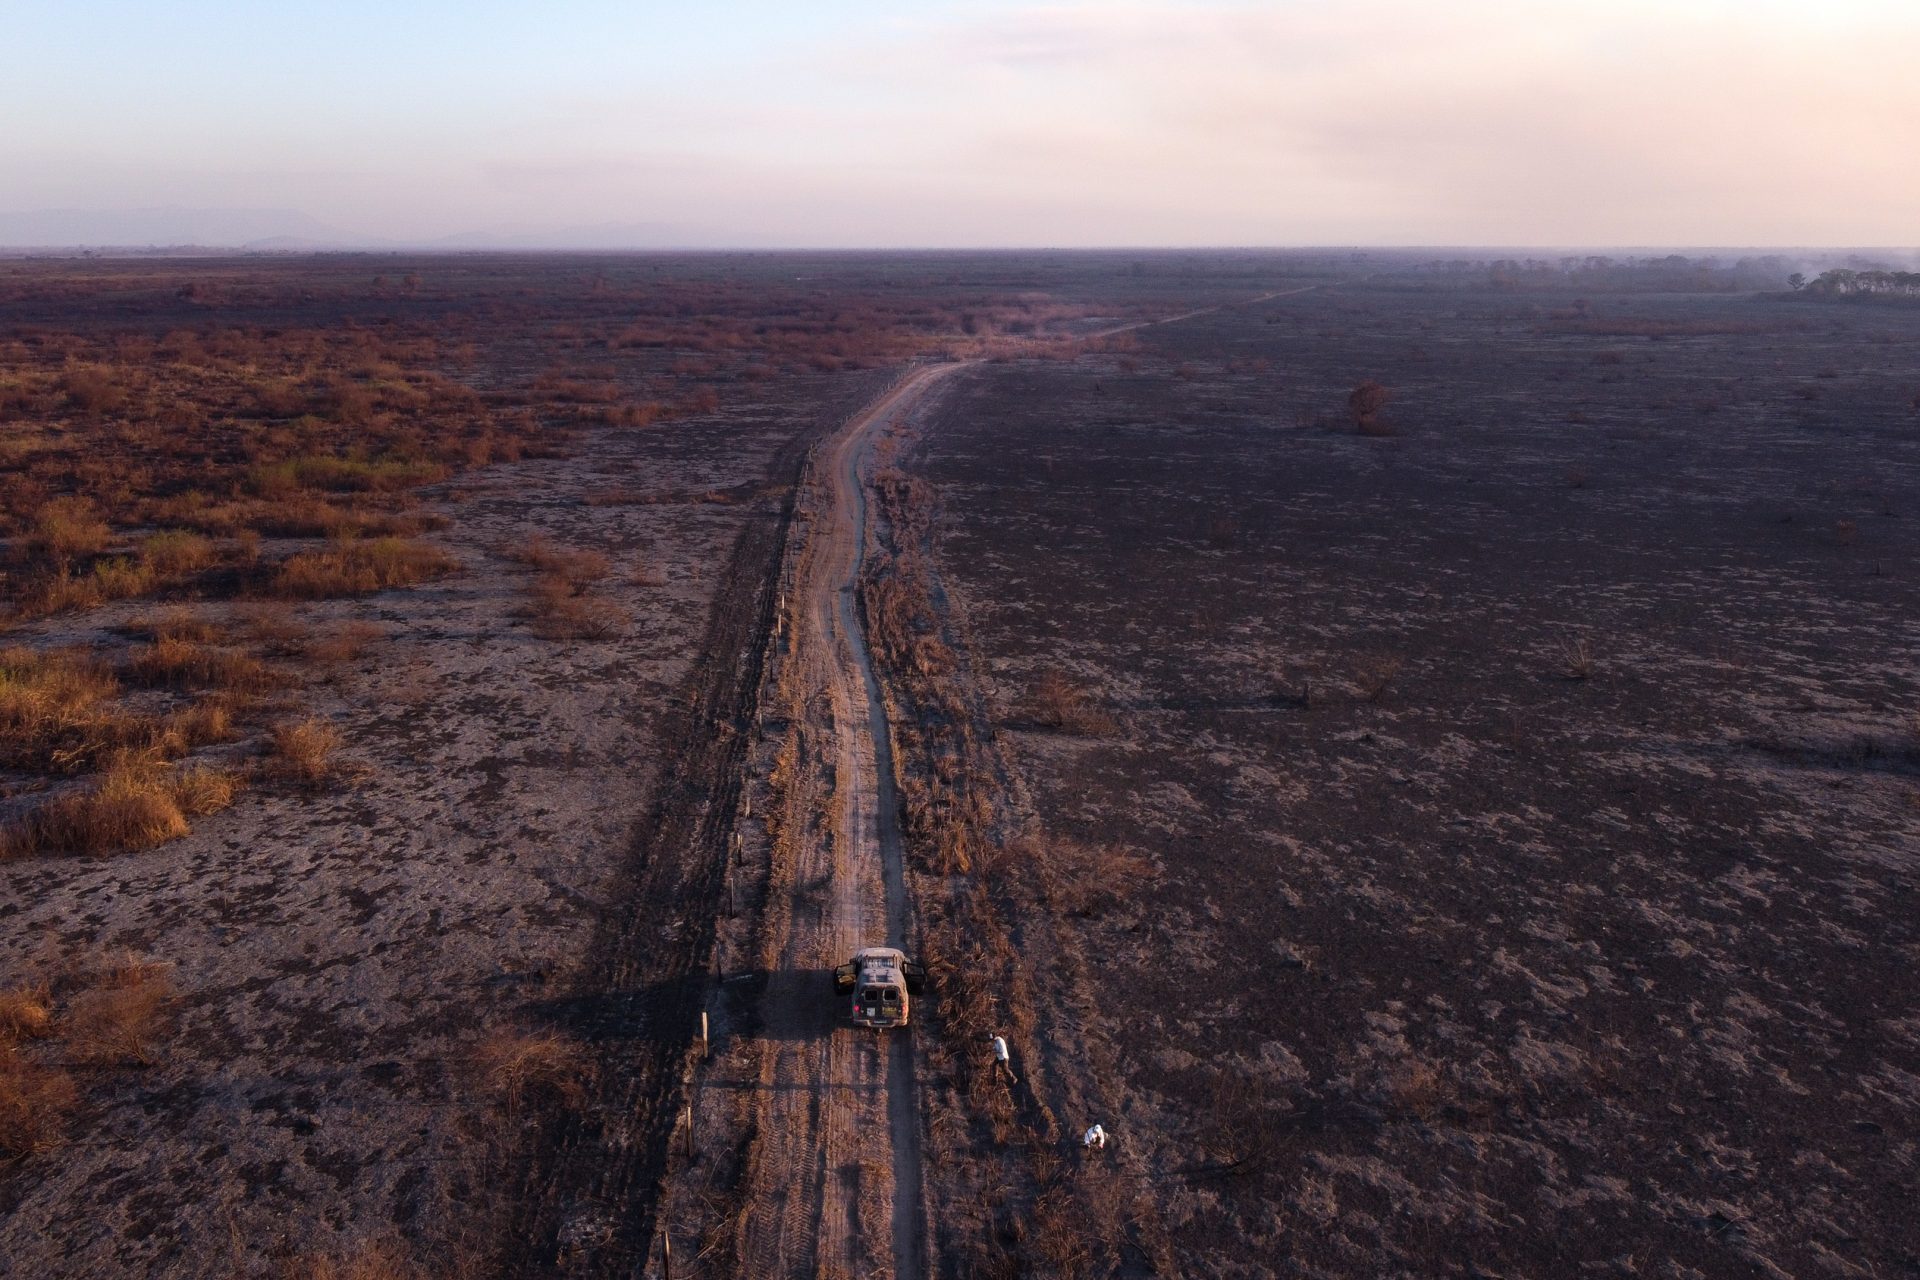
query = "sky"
xmin=3 ymin=0 xmax=1916 ymax=248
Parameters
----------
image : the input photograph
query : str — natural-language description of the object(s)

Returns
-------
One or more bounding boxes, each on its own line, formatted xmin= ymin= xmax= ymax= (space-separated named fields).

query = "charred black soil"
xmin=901 ymin=284 xmax=1920 ymax=1277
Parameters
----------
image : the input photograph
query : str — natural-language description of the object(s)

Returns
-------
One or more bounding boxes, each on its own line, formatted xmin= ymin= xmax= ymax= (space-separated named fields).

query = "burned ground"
xmin=905 ymin=286 xmax=1920 ymax=1277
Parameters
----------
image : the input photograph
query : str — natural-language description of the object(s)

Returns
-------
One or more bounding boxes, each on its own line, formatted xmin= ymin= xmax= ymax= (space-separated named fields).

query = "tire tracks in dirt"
xmin=722 ymin=363 xmax=966 ymax=1280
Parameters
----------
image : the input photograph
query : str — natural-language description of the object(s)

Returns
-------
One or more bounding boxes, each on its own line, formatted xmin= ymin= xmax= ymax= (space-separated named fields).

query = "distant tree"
xmin=1788 ymin=273 xmax=1807 ymax=291
xmin=1347 ymin=380 xmax=1391 ymax=433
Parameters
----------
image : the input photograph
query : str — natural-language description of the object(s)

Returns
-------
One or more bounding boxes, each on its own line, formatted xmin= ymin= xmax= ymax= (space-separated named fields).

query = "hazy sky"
xmin=5 ymin=0 xmax=1917 ymax=247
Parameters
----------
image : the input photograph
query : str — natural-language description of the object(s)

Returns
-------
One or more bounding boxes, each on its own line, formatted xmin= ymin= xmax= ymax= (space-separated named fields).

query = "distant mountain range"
xmin=0 ymin=206 xmax=747 ymax=252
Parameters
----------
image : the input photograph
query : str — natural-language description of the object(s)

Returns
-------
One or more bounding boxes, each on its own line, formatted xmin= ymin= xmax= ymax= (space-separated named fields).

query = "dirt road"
xmin=730 ymin=362 xmax=967 ymax=1279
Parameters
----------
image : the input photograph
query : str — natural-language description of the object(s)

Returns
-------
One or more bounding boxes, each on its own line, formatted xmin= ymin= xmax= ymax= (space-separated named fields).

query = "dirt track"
xmin=727 ymin=363 xmax=967 ymax=1279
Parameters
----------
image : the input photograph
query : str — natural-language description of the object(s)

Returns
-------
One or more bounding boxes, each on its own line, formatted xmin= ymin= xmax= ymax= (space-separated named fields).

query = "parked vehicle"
xmin=833 ymin=946 xmax=926 ymax=1028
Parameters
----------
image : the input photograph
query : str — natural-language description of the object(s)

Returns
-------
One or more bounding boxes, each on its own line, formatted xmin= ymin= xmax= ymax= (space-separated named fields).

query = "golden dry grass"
xmin=170 ymin=763 xmax=244 ymax=817
xmin=0 ymin=983 xmax=53 ymax=1042
xmin=236 ymin=602 xmax=307 ymax=655
xmin=0 ymin=760 xmax=244 ymax=860
xmin=0 ymin=647 xmax=234 ymax=774
xmin=24 ymin=496 xmax=110 ymax=562
xmin=269 ymin=716 xmax=342 ymax=788
xmin=124 ymin=636 xmax=274 ymax=691
xmin=133 ymin=607 xmax=225 ymax=646
xmin=11 ymin=558 xmax=157 ymax=618
xmin=138 ymin=529 xmax=218 ymax=576
xmin=1024 ymin=668 xmax=1118 ymax=736
xmin=268 ymin=537 xmax=457 ymax=599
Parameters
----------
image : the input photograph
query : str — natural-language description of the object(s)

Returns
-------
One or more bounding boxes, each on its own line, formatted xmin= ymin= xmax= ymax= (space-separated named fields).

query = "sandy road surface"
xmin=733 ymin=362 xmax=967 ymax=1280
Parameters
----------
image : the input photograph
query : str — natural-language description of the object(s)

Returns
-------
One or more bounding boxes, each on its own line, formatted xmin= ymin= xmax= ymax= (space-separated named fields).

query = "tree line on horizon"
xmin=1793 ymin=268 xmax=1920 ymax=300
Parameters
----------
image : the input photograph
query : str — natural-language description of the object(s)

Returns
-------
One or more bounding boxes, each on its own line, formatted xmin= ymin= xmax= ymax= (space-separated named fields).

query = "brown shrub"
xmin=473 ymin=1029 xmax=591 ymax=1115
xmin=269 ymin=537 xmax=457 ymax=599
xmin=63 ymin=957 xmax=174 ymax=1067
xmin=0 ymin=1047 xmax=79 ymax=1157
xmin=269 ymin=717 xmax=342 ymax=788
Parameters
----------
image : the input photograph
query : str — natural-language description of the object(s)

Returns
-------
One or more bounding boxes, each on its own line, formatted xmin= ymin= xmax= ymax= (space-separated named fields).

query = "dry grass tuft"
xmin=166 ymin=695 xmax=239 ymax=749
xmin=0 ymin=758 xmax=245 ymax=859
xmin=0 ymin=1046 xmax=79 ymax=1157
xmin=133 ymin=607 xmax=225 ymax=646
xmin=269 ymin=537 xmax=457 ymax=599
xmin=0 ymin=983 xmax=54 ymax=1042
xmin=25 ymin=496 xmax=110 ymax=563
xmin=521 ymin=575 xmax=629 ymax=641
xmin=1023 ymin=669 xmax=1118 ymax=736
xmin=138 ymin=529 xmax=218 ymax=576
xmin=1378 ymin=1058 xmax=1447 ymax=1118
xmin=1558 ymin=636 xmax=1595 ymax=680
xmin=473 ymin=1029 xmax=591 ymax=1115
xmin=125 ymin=636 xmax=274 ymax=691
xmin=63 ymin=956 xmax=175 ymax=1067
xmin=169 ymin=763 xmax=244 ymax=817
xmin=1037 ymin=838 xmax=1157 ymax=917
xmin=1353 ymin=655 xmax=1404 ymax=703
xmin=502 ymin=533 xmax=610 ymax=588
xmin=309 ymin=620 xmax=386 ymax=665
xmin=236 ymin=603 xmax=307 ymax=656
xmin=2 ymin=764 xmax=188 ymax=859
xmin=288 ymin=1240 xmax=426 ymax=1280
xmin=269 ymin=717 xmax=342 ymax=788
